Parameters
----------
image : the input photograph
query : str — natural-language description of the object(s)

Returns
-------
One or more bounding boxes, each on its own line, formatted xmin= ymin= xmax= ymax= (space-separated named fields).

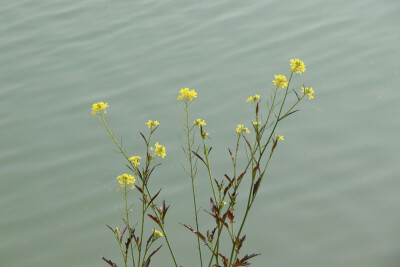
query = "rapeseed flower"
xmin=129 ymin=156 xmax=141 ymax=167
xmin=91 ymin=102 xmax=109 ymax=115
xmin=246 ymin=94 xmax=260 ymax=103
xmin=273 ymin=75 xmax=288 ymax=89
xmin=202 ymin=132 xmax=209 ymax=139
xmin=116 ymin=173 xmax=136 ymax=190
xmin=151 ymin=142 xmax=166 ymax=158
xmin=152 ymin=229 xmax=164 ymax=241
xmin=275 ymin=135 xmax=284 ymax=141
xmin=302 ymin=86 xmax=315 ymax=100
xmin=236 ymin=124 xmax=250 ymax=134
xmin=194 ymin=118 xmax=206 ymax=127
xmin=252 ymin=121 xmax=261 ymax=127
xmin=146 ymin=120 xmax=159 ymax=129
xmin=178 ymin=88 xmax=197 ymax=101
xmin=290 ymin=59 xmax=306 ymax=74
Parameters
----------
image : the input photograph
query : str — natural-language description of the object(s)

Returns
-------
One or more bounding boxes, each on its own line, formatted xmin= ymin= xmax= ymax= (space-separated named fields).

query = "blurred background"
xmin=1 ymin=0 xmax=399 ymax=266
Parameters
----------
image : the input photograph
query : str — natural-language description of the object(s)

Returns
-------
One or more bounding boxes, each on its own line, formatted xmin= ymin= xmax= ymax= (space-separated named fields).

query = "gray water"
xmin=1 ymin=1 xmax=400 ymax=266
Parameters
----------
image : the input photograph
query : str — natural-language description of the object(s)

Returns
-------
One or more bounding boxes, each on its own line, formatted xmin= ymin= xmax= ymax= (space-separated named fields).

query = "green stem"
xmin=124 ymin=188 xmax=135 ymax=267
xmin=137 ymin=194 xmax=146 ymax=267
xmin=184 ymin=101 xmax=204 ymax=267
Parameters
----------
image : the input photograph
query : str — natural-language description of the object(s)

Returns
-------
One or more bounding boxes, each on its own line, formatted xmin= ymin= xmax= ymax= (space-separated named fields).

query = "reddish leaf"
xmin=271 ymin=138 xmax=278 ymax=153
xmin=140 ymin=132 xmax=148 ymax=144
xmin=252 ymin=164 xmax=260 ymax=177
xmin=256 ymin=102 xmax=259 ymax=116
xmin=252 ymin=177 xmax=261 ymax=199
xmin=192 ymin=150 xmax=206 ymax=166
xmin=207 ymin=226 xmax=218 ymax=243
xmin=180 ymin=223 xmax=207 ymax=244
xmin=228 ymin=148 xmax=234 ymax=163
xmin=119 ymin=225 xmax=127 ymax=243
xmin=217 ymin=253 xmax=229 ymax=267
xmin=147 ymin=245 xmax=162 ymax=260
xmin=235 ymin=235 xmax=246 ymax=254
xmin=149 ymin=189 xmax=162 ymax=206
xmin=147 ymin=163 xmax=161 ymax=181
xmin=237 ymin=172 xmax=246 ymax=183
xmin=136 ymin=185 xmax=144 ymax=194
xmin=210 ymin=198 xmax=219 ymax=215
xmin=205 ymin=210 xmax=229 ymax=230
xmin=242 ymin=135 xmax=252 ymax=154
xmin=158 ymin=200 xmax=170 ymax=224
xmin=234 ymin=253 xmax=261 ymax=266
xmin=146 ymin=233 xmax=154 ymax=248
xmin=226 ymin=210 xmax=234 ymax=224
xmin=101 ymin=256 xmax=118 ymax=267
xmin=224 ymin=174 xmax=232 ymax=183
xmin=147 ymin=214 xmax=160 ymax=225
xmin=106 ymin=224 xmax=114 ymax=233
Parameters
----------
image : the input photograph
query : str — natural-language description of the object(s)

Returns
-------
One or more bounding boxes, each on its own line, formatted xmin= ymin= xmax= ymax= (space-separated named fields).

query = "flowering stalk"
xmin=181 ymin=97 xmax=204 ymax=267
xmin=97 ymin=113 xmax=178 ymax=267
xmin=98 ymin=113 xmax=137 ymax=265
xmin=229 ymin=71 xmax=299 ymax=265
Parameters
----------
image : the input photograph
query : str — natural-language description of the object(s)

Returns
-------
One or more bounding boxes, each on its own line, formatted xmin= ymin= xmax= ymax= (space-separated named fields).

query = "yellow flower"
xmin=116 ymin=173 xmax=136 ymax=190
xmin=246 ymin=94 xmax=260 ymax=103
xmin=91 ymin=102 xmax=109 ymax=115
xmin=194 ymin=118 xmax=206 ymax=127
xmin=236 ymin=124 xmax=250 ymax=134
xmin=146 ymin=120 xmax=160 ymax=129
xmin=273 ymin=75 xmax=288 ymax=89
xmin=302 ymin=86 xmax=315 ymax=100
xmin=202 ymin=132 xmax=209 ymax=138
xmin=290 ymin=59 xmax=306 ymax=74
xmin=222 ymin=201 xmax=227 ymax=206
xmin=152 ymin=229 xmax=164 ymax=241
xmin=129 ymin=156 xmax=141 ymax=167
xmin=178 ymin=88 xmax=197 ymax=101
xmin=252 ymin=121 xmax=261 ymax=127
xmin=275 ymin=135 xmax=284 ymax=141
xmin=151 ymin=142 xmax=166 ymax=158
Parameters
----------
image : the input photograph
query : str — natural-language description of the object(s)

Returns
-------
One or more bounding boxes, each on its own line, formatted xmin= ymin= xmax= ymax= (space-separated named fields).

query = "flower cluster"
xmin=236 ymin=124 xmax=250 ymax=134
xmin=178 ymin=88 xmax=197 ymax=101
xmin=246 ymin=94 xmax=260 ymax=103
xmin=273 ymin=75 xmax=288 ymax=89
xmin=252 ymin=121 xmax=261 ymax=127
xmin=151 ymin=142 xmax=166 ymax=158
xmin=152 ymin=229 xmax=164 ymax=241
xmin=146 ymin=120 xmax=159 ymax=129
xmin=129 ymin=156 xmax=141 ymax=167
xmin=194 ymin=118 xmax=206 ymax=127
xmin=302 ymin=86 xmax=315 ymax=100
xmin=290 ymin=59 xmax=306 ymax=74
xmin=91 ymin=102 xmax=109 ymax=115
xmin=116 ymin=173 xmax=136 ymax=190
xmin=202 ymin=132 xmax=209 ymax=138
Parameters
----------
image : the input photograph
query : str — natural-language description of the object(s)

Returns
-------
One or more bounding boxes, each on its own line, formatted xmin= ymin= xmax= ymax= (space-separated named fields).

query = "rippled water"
xmin=1 ymin=1 xmax=400 ymax=266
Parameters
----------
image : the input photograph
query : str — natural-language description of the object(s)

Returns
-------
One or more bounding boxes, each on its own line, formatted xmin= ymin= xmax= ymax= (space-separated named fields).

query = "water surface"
xmin=1 ymin=0 xmax=400 ymax=266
